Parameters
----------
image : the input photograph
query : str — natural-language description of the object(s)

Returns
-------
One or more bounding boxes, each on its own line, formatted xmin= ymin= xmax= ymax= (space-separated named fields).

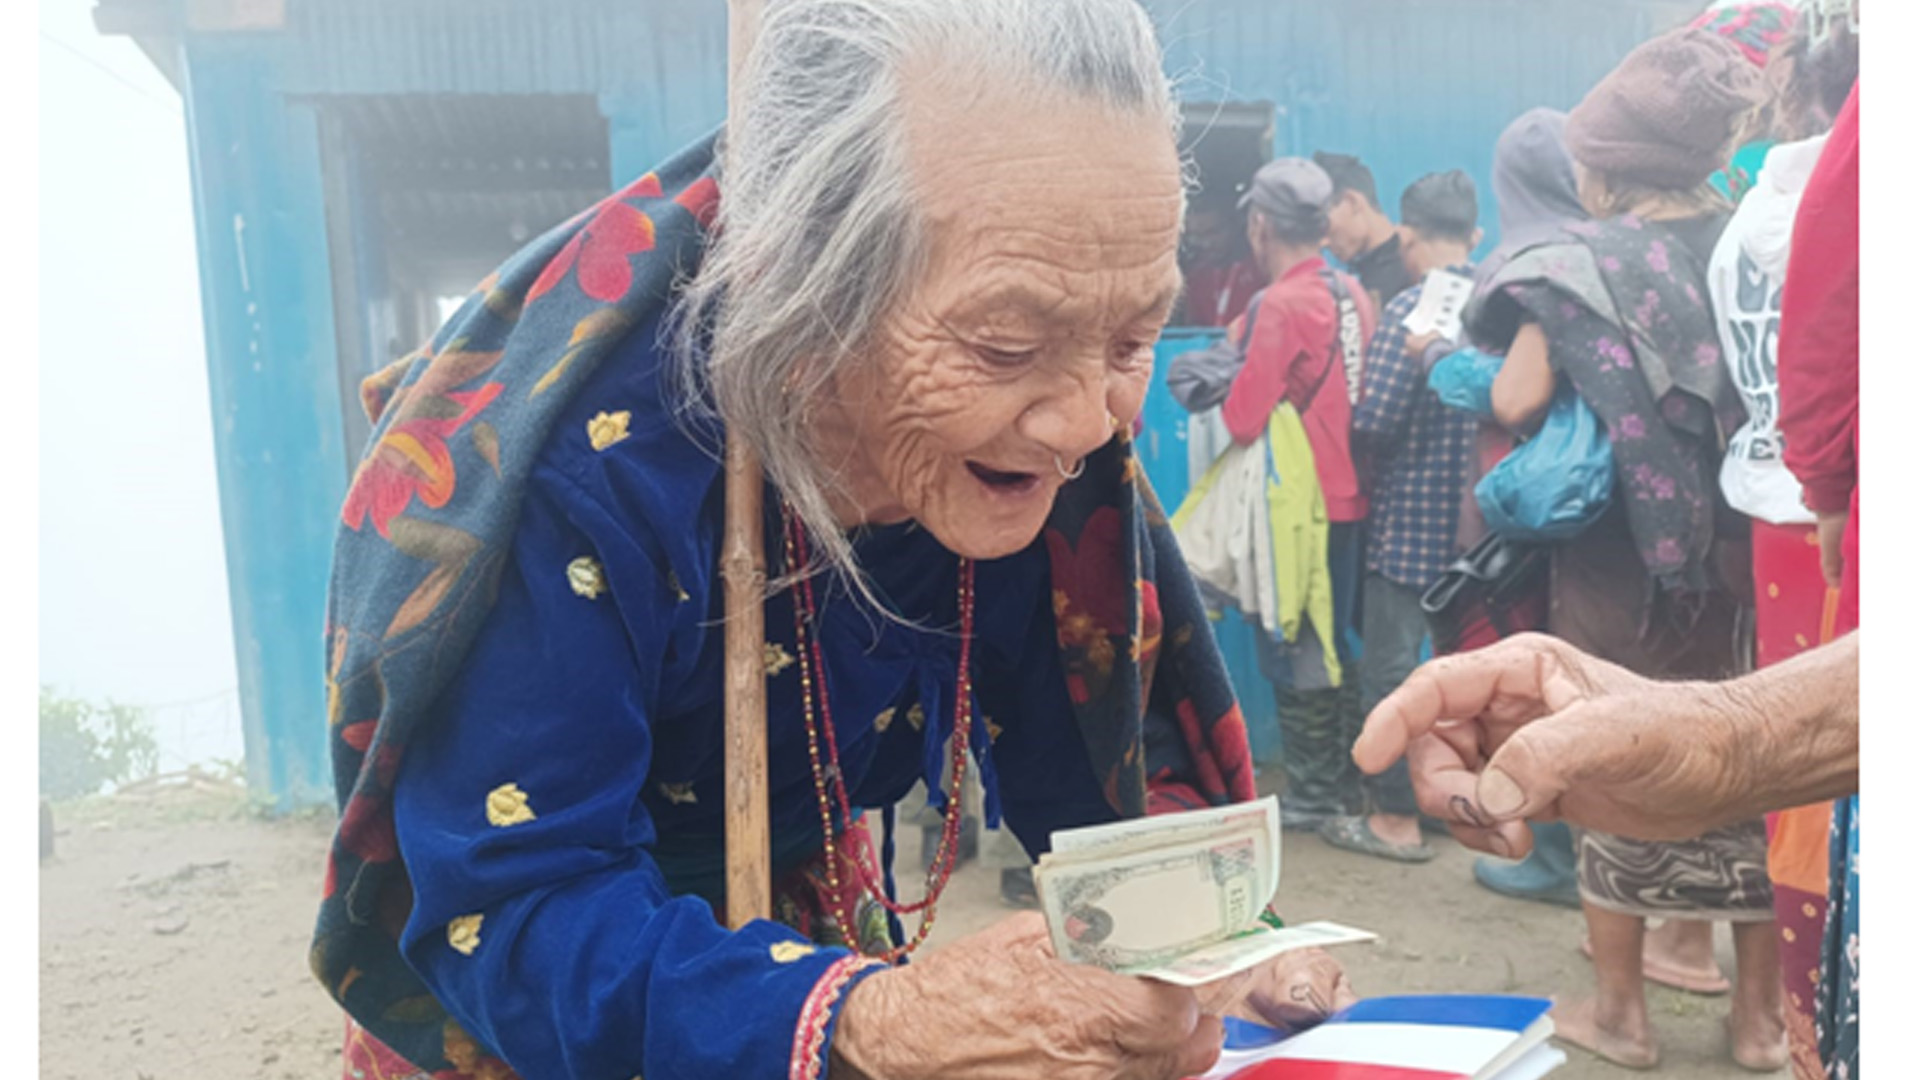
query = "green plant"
xmin=38 ymin=687 xmax=159 ymax=800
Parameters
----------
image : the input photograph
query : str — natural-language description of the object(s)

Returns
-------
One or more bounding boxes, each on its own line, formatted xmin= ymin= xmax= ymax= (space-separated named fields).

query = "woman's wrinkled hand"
xmin=1349 ymin=632 xmax=1751 ymax=856
xmin=830 ymin=912 xmax=1223 ymax=1080
xmin=1194 ymin=947 xmax=1357 ymax=1032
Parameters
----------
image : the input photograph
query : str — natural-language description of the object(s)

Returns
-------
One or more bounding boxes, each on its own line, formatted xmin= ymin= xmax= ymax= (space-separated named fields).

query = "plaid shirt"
xmin=1351 ymin=265 xmax=1479 ymax=590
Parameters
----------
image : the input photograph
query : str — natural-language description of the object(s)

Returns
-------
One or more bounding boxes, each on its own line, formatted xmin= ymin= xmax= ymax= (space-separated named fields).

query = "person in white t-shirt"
xmin=1703 ymin=13 xmax=1856 ymax=1076
xmin=1705 ymin=8 xmax=1854 ymax=670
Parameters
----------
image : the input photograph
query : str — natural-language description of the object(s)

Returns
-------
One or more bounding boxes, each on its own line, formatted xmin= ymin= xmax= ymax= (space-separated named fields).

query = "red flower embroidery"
xmin=342 ymin=383 xmax=503 ymax=539
xmin=676 ymin=175 xmax=721 ymax=230
xmin=526 ymin=199 xmax=658 ymax=305
xmin=340 ymin=721 xmax=377 ymax=753
xmin=620 ymin=172 xmax=665 ymax=200
xmin=1174 ymin=698 xmax=1228 ymax=802
xmin=338 ymin=790 xmax=397 ymax=865
xmin=1210 ymin=704 xmax=1256 ymax=802
xmin=1044 ymin=508 xmax=1132 ymax=644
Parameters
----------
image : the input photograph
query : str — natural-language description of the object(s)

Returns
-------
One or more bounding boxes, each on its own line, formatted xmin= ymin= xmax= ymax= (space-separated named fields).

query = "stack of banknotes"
xmin=1034 ymin=796 xmax=1374 ymax=986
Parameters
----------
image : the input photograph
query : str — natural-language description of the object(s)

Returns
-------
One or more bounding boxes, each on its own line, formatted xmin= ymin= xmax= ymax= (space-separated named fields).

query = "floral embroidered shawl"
xmin=1471 ymin=214 xmax=1743 ymax=592
xmin=310 ymin=132 xmax=1255 ymax=1070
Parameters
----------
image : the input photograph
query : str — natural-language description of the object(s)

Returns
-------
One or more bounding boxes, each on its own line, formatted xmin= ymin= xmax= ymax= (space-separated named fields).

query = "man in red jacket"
xmin=1777 ymin=83 xmax=1858 ymax=634
xmin=1219 ymin=157 xmax=1378 ymax=830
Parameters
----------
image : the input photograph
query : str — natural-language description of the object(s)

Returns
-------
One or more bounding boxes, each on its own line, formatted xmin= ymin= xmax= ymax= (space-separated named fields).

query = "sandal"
xmin=1580 ymin=936 xmax=1733 ymax=996
xmin=1317 ymin=815 xmax=1437 ymax=864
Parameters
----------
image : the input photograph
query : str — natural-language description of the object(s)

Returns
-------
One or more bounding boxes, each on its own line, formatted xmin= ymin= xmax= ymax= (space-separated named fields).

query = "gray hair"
xmin=673 ymin=0 xmax=1179 ymax=598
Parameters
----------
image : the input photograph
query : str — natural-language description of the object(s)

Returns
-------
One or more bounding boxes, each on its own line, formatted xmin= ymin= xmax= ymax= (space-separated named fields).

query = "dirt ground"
xmin=41 ymin=781 xmax=1777 ymax=1080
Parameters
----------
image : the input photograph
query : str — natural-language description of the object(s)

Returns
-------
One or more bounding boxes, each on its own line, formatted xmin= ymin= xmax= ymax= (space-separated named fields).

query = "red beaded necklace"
xmin=781 ymin=506 xmax=975 ymax=963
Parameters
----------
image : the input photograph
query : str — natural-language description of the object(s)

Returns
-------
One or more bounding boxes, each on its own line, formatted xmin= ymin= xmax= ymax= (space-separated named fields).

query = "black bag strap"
xmin=1287 ymin=269 xmax=1360 ymax=411
xmin=1235 ymin=289 xmax=1266 ymax=352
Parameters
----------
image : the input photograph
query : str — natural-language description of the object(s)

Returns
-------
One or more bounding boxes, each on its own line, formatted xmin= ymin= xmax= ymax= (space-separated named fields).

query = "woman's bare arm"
xmin=1491 ymin=321 xmax=1555 ymax=434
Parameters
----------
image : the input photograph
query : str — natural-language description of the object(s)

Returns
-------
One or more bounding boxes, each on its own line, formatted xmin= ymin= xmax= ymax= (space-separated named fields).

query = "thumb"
xmin=1142 ymin=1013 xmax=1223 ymax=1080
xmin=1474 ymin=708 xmax=1595 ymax=822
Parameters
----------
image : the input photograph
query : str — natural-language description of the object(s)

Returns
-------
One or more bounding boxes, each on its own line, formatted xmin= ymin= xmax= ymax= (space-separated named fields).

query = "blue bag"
xmin=1474 ymin=386 xmax=1613 ymax=541
xmin=1427 ymin=346 xmax=1505 ymax=417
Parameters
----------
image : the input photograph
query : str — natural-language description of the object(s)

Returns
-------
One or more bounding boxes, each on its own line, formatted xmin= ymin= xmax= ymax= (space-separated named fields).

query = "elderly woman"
xmin=310 ymin=3 xmax=1350 ymax=1079
xmin=1471 ymin=27 xmax=1782 ymax=1072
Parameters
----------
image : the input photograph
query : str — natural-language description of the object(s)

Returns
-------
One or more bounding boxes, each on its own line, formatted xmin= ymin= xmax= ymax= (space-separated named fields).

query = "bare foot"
xmin=1727 ymin=1012 xmax=1788 ymax=1073
xmin=1552 ymin=996 xmax=1660 ymax=1071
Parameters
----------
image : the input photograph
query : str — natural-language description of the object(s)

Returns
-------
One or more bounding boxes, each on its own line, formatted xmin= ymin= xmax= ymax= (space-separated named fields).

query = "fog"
xmin=37 ymin=0 xmax=242 ymax=770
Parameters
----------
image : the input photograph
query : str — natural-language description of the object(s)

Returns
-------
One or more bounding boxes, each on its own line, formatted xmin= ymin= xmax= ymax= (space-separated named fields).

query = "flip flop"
xmin=1318 ymin=815 xmax=1437 ymax=863
xmin=1281 ymin=804 xmax=1340 ymax=833
xmin=1580 ymin=936 xmax=1733 ymax=996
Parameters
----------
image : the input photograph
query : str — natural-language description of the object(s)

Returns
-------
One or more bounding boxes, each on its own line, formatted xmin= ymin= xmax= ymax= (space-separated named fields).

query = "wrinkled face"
xmin=829 ymin=76 xmax=1185 ymax=560
xmin=1323 ymin=190 xmax=1371 ymax=263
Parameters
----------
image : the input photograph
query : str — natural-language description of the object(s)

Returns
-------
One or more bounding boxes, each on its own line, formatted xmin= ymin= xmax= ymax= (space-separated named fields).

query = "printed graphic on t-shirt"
xmin=1725 ymin=248 xmax=1783 ymax=465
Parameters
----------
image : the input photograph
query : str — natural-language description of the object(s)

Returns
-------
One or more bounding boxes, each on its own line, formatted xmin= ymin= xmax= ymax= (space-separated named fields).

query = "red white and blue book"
xmin=1197 ymin=995 xmax=1565 ymax=1080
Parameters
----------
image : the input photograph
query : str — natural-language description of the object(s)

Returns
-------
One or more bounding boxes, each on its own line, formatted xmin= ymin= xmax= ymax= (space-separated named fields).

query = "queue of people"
xmin=1169 ymin=2 xmax=1859 ymax=1076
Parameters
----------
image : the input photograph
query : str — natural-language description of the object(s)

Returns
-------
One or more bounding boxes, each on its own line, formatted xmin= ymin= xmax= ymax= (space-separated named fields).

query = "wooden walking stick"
xmin=721 ymin=0 xmax=773 ymax=931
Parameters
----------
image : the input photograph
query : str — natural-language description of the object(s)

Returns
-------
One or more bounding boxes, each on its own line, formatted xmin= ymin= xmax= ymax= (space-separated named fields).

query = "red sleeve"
xmin=1778 ymin=85 xmax=1859 ymax=514
xmin=1221 ymin=290 xmax=1309 ymax=445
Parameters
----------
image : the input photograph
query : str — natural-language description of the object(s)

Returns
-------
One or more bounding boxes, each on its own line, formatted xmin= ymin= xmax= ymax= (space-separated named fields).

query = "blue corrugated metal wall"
xmin=171 ymin=0 xmax=1699 ymax=806
xmin=177 ymin=38 xmax=348 ymax=809
xmin=1147 ymin=0 xmax=1696 ymax=252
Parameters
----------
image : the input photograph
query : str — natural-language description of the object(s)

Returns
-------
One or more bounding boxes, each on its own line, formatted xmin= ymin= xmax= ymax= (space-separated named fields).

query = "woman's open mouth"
xmin=966 ymin=461 xmax=1044 ymax=497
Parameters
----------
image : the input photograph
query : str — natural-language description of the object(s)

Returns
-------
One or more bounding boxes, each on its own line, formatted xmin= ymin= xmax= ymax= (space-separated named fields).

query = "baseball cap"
xmin=1237 ymin=157 xmax=1335 ymax=236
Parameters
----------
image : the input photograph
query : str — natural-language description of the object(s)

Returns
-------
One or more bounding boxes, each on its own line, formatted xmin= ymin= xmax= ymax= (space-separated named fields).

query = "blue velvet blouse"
xmin=389 ymin=315 xmax=1120 ymax=1078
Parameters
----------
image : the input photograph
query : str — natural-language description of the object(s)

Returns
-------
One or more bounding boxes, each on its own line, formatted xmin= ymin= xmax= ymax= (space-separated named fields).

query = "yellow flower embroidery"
xmin=764 ymin=642 xmax=795 ymax=676
xmin=567 ymin=556 xmax=607 ymax=599
xmin=874 ymin=707 xmax=896 ymax=733
xmin=905 ymin=703 xmax=926 ymax=732
xmin=659 ymin=782 xmax=698 ymax=806
xmin=486 ymin=783 xmax=535 ymax=827
xmin=986 ymin=717 xmax=1003 ymax=744
xmin=448 ymin=914 xmax=484 ymax=956
xmin=770 ymin=941 xmax=817 ymax=963
xmin=587 ymin=410 xmax=632 ymax=452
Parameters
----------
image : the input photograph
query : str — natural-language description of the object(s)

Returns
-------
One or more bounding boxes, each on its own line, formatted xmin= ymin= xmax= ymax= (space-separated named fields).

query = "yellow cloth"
xmin=1172 ymin=403 xmax=1340 ymax=686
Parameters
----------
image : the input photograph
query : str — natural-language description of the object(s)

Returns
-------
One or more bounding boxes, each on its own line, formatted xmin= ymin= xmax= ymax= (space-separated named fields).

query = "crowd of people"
xmin=1170 ymin=2 xmax=1859 ymax=1076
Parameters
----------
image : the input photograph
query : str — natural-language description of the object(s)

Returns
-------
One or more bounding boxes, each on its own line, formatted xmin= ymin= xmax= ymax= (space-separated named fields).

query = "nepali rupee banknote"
xmin=1034 ymin=796 xmax=1373 ymax=983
